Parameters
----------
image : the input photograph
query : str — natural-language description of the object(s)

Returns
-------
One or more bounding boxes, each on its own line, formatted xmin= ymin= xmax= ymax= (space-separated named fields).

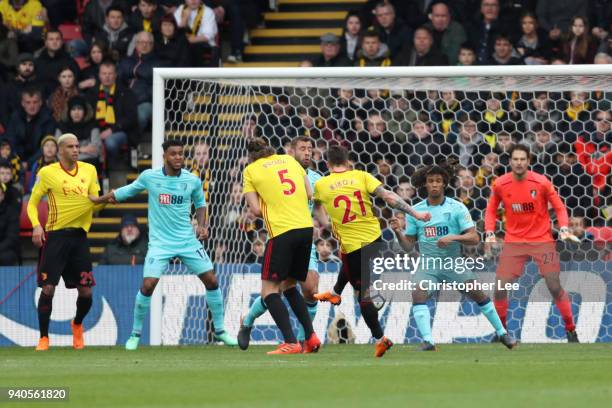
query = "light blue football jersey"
xmin=114 ymin=167 xmax=205 ymax=250
xmin=405 ymin=197 xmax=475 ymax=259
xmin=307 ymin=168 xmax=322 ymax=214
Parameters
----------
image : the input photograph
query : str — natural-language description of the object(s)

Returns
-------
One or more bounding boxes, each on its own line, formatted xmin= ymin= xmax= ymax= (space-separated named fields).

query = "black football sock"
xmin=264 ymin=293 xmax=297 ymax=343
xmin=38 ymin=292 xmax=53 ymax=338
xmin=333 ymin=272 xmax=349 ymax=295
xmin=359 ymin=300 xmax=384 ymax=340
xmin=74 ymin=296 xmax=93 ymax=325
xmin=283 ymin=286 xmax=314 ymax=339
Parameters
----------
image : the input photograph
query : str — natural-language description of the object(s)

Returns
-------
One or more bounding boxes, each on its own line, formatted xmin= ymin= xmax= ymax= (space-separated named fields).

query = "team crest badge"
xmin=530 ymin=189 xmax=537 ymax=198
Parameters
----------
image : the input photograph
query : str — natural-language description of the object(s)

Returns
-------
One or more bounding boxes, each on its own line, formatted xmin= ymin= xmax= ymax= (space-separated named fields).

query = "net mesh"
xmin=158 ymin=74 xmax=611 ymax=345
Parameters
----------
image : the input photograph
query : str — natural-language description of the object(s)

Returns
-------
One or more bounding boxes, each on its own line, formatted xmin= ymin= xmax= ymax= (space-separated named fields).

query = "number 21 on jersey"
xmin=334 ymin=190 xmax=366 ymax=224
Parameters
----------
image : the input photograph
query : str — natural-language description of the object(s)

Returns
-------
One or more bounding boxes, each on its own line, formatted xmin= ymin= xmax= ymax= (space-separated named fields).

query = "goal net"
xmin=152 ymin=66 xmax=612 ymax=345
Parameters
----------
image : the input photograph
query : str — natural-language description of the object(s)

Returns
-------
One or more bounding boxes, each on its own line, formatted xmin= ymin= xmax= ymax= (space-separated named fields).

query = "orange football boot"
xmin=374 ymin=336 xmax=393 ymax=358
xmin=303 ymin=333 xmax=321 ymax=353
xmin=313 ymin=291 xmax=341 ymax=305
xmin=266 ymin=343 xmax=303 ymax=355
xmin=71 ymin=320 xmax=84 ymax=350
xmin=35 ymin=336 xmax=49 ymax=351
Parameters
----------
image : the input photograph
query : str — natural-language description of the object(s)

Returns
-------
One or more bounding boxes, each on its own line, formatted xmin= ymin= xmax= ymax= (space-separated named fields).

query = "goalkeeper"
xmin=485 ymin=144 xmax=579 ymax=342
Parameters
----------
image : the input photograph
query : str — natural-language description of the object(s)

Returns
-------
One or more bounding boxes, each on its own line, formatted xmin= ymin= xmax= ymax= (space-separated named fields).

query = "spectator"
xmin=245 ymin=232 xmax=266 ymax=263
xmin=457 ymin=43 xmax=476 ymax=65
xmin=55 ymin=95 xmax=101 ymax=166
xmin=356 ymin=112 xmax=403 ymax=165
xmin=489 ymin=33 xmax=523 ymax=65
xmin=0 ymin=13 xmax=18 ymax=80
xmin=220 ymin=0 xmax=246 ymax=63
xmin=466 ymin=0 xmax=515 ymax=65
xmin=405 ymin=119 xmax=448 ymax=170
xmin=0 ymin=182 xmax=19 ymax=265
xmin=373 ymin=154 xmax=399 ymax=187
xmin=47 ymin=66 xmax=79 ymax=122
xmin=0 ymin=139 xmax=21 ymax=186
xmin=594 ymin=52 xmax=612 ymax=64
xmin=515 ymin=11 xmax=552 ymax=64
xmin=372 ymin=1 xmax=412 ymax=59
xmin=0 ymin=0 xmax=46 ymax=52
xmin=92 ymin=6 xmax=134 ymax=60
xmin=257 ymin=95 xmax=299 ymax=145
xmin=316 ymin=238 xmax=340 ymax=263
xmin=309 ymin=33 xmax=350 ymax=67
xmin=536 ymin=0 xmax=589 ymax=36
xmin=4 ymin=87 xmax=55 ymax=168
xmin=455 ymin=119 xmax=487 ymax=167
xmin=425 ymin=1 xmax=467 ymax=65
xmin=562 ymin=91 xmax=591 ymax=133
xmin=522 ymin=91 xmax=563 ymax=132
xmin=2 ymin=52 xmax=39 ymax=120
xmin=190 ymin=141 xmax=211 ymax=201
xmin=574 ymin=110 xmax=611 ymax=194
xmin=562 ymin=16 xmax=598 ymax=64
xmin=551 ymin=146 xmax=592 ymax=211
xmin=86 ymin=60 xmax=137 ymax=164
xmin=100 ymin=214 xmax=149 ymax=265
xmin=475 ymin=151 xmax=500 ymax=187
xmin=455 ymin=166 xmax=488 ymax=221
xmin=478 ymin=92 xmax=510 ymax=148
xmin=0 ymin=158 xmax=20 ymax=209
xmin=529 ymin=121 xmax=558 ymax=171
xmin=493 ymin=130 xmax=513 ymax=166
xmin=155 ymin=14 xmax=190 ymax=67
xmin=78 ymin=41 xmax=114 ymax=92
xmin=82 ymin=0 xmax=115 ymax=45
xmin=395 ymin=26 xmax=448 ymax=66
xmin=340 ymin=11 xmax=362 ymax=61
xmin=432 ymin=90 xmax=463 ymax=137
xmin=394 ymin=176 xmax=416 ymax=203
xmin=354 ymin=29 xmax=391 ymax=67
xmin=34 ymin=29 xmax=80 ymax=97
xmin=27 ymin=134 xmax=57 ymax=192
xmin=129 ymin=0 xmax=164 ymax=36
xmin=119 ymin=31 xmax=158 ymax=133
xmin=174 ymin=0 xmax=218 ymax=66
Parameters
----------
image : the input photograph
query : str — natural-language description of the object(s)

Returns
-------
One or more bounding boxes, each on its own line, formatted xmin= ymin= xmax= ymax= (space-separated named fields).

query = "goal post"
xmin=150 ymin=65 xmax=612 ymax=345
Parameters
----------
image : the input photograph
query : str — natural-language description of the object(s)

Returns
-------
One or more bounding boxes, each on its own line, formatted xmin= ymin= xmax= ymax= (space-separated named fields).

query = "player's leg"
xmin=259 ymin=233 xmax=301 ymax=354
xmin=196 ymin=270 xmax=237 ymax=346
xmin=314 ymin=253 xmax=347 ymax=305
xmin=125 ymin=247 xmax=167 ymax=350
xmin=294 ymin=244 xmax=319 ymax=342
xmin=411 ymin=284 xmax=436 ymax=351
xmin=65 ymin=231 xmax=95 ymax=350
xmin=35 ymin=231 xmax=69 ymax=351
xmin=282 ymin=228 xmax=319 ymax=352
xmin=493 ymin=245 xmax=528 ymax=330
xmin=465 ymin=285 xmax=517 ymax=349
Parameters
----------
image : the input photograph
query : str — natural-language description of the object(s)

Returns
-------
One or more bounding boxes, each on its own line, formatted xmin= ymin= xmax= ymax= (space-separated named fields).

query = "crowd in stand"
xmin=0 ymin=0 xmax=611 ymax=266
xmin=306 ymin=0 xmax=612 ymax=67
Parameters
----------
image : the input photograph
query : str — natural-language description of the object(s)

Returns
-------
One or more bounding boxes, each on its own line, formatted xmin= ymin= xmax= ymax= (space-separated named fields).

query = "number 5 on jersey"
xmin=277 ymin=169 xmax=296 ymax=195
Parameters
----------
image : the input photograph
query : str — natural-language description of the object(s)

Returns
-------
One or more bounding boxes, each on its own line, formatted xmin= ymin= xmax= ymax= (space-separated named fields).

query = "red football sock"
xmin=555 ymin=290 xmax=576 ymax=332
xmin=494 ymin=298 xmax=508 ymax=329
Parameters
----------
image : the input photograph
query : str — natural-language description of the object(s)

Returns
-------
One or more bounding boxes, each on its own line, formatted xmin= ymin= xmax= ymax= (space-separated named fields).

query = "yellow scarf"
xmin=359 ymin=57 xmax=391 ymax=67
xmin=95 ymin=85 xmax=116 ymax=126
xmin=143 ymin=19 xmax=152 ymax=32
xmin=190 ymin=6 xmax=205 ymax=35
xmin=566 ymin=103 xmax=588 ymax=121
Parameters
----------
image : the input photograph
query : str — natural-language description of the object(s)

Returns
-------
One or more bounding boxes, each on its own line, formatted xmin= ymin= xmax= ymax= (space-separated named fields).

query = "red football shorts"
xmin=496 ymin=241 xmax=560 ymax=279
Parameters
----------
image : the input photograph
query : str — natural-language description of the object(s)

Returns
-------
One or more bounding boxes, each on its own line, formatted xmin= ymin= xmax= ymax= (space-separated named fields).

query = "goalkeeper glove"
xmin=559 ymin=227 xmax=580 ymax=243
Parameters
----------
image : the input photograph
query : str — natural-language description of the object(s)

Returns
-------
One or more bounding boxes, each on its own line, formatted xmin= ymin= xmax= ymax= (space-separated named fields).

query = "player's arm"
xmin=372 ymin=185 xmax=431 ymax=221
xmin=484 ymin=182 xmax=501 ymax=244
xmin=304 ymin=174 xmax=313 ymax=200
xmin=313 ymin=200 xmax=330 ymax=227
xmin=389 ymin=213 xmax=416 ymax=252
xmin=90 ymin=171 xmax=148 ymax=204
xmin=437 ymin=227 xmax=479 ymax=248
xmin=27 ymin=172 xmax=47 ymax=247
xmin=192 ymin=178 xmax=209 ymax=240
xmin=545 ymin=179 xmax=578 ymax=242
xmin=244 ymin=192 xmax=262 ymax=217
xmin=87 ymin=166 xmax=107 ymax=211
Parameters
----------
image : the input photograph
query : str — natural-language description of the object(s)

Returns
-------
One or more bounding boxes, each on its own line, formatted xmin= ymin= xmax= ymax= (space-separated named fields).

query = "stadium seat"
xmin=19 ymin=200 xmax=49 ymax=237
xmin=59 ymin=23 xmax=83 ymax=42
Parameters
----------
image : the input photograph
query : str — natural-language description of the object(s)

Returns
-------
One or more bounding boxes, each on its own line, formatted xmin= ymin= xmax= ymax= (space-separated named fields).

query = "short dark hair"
xmin=290 ymin=136 xmax=313 ymax=149
xmin=247 ymin=137 xmax=275 ymax=162
xmin=412 ymin=164 xmax=452 ymax=188
xmin=326 ymin=145 xmax=349 ymax=166
xmin=21 ymin=86 xmax=42 ymax=100
xmin=0 ymin=158 xmax=11 ymax=169
xmin=494 ymin=33 xmax=511 ymax=43
xmin=509 ymin=143 xmax=531 ymax=159
xmin=44 ymin=28 xmax=62 ymax=40
xmin=459 ymin=42 xmax=475 ymax=53
xmin=106 ymin=5 xmax=124 ymax=16
xmin=362 ymin=29 xmax=380 ymax=42
xmin=415 ymin=25 xmax=433 ymax=38
xmin=162 ymin=139 xmax=184 ymax=152
xmin=140 ymin=0 xmax=158 ymax=5
xmin=100 ymin=59 xmax=117 ymax=70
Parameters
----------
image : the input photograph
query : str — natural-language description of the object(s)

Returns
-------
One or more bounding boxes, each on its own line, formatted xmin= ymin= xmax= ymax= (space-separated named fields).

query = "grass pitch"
xmin=2 ymin=344 xmax=611 ymax=408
